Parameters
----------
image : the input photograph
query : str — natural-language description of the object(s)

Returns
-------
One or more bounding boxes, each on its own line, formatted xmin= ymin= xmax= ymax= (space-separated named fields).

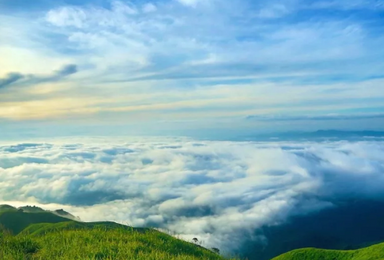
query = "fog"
xmin=1 ymin=137 xmax=384 ymax=257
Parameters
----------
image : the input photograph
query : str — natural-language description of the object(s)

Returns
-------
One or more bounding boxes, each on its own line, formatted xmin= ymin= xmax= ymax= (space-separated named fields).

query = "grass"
xmin=0 ymin=226 xmax=231 ymax=260
xmin=0 ymin=206 xmax=236 ymax=260
xmin=272 ymin=242 xmax=384 ymax=260
xmin=20 ymin=221 xmax=149 ymax=236
xmin=4 ymin=204 xmax=384 ymax=260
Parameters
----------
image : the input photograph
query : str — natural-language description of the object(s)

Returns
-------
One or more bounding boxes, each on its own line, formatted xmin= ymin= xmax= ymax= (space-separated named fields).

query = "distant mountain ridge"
xmin=53 ymin=208 xmax=80 ymax=220
xmin=0 ymin=206 xmax=72 ymax=235
xmin=0 ymin=204 xmax=79 ymax=222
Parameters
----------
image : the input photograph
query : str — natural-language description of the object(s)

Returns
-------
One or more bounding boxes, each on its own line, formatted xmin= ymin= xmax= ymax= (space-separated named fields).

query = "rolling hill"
xmin=3 ymin=204 xmax=384 ymax=260
xmin=0 ymin=210 xmax=73 ymax=235
xmin=0 ymin=205 xmax=231 ymax=260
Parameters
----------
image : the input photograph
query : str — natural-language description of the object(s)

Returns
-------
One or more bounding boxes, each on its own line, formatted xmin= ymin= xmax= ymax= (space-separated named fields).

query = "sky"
xmin=2 ymin=2 xmax=384 ymax=257
xmin=1 ymin=0 xmax=384 ymax=138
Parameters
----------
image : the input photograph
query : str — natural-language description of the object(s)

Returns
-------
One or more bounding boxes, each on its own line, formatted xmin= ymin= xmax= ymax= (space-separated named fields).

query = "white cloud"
xmin=111 ymin=1 xmax=138 ymax=15
xmin=176 ymin=0 xmax=205 ymax=7
xmin=142 ymin=3 xmax=157 ymax=13
xmin=257 ymin=3 xmax=291 ymax=18
xmin=46 ymin=6 xmax=87 ymax=28
xmin=1 ymin=138 xmax=384 ymax=253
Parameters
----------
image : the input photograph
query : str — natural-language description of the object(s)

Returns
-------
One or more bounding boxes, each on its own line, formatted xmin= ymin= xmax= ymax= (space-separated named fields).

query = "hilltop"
xmin=0 ymin=205 xmax=231 ymax=260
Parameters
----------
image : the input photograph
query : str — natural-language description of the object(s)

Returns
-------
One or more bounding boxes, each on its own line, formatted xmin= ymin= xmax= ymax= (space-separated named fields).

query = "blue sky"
xmin=1 ymin=0 xmax=384 ymax=138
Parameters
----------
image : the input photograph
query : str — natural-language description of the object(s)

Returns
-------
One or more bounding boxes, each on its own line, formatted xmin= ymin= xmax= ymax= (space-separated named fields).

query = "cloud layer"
xmin=1 ymin=137 xmax=384 ymax=255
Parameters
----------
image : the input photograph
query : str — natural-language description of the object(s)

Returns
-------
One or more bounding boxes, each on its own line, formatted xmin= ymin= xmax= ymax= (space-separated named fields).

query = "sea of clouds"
xmin=1 ymin=137 xmax=384 ymax=254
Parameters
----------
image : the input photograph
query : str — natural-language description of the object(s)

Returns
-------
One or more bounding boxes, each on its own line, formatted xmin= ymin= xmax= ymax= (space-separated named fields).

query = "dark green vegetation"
xmin=0 ymin=205 xmax=232 ymax=260
xmin=0 ymin=210 xmax=70 ymax=235
xmin=272 ymin=242 xmax=384 ymax=260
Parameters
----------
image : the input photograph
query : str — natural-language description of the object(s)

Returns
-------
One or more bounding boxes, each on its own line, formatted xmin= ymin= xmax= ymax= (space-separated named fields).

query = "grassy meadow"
xmin=0 ymin=205 xmax=236 ymax=260
xmin=3 ymin=205 xmax=384 ymax=260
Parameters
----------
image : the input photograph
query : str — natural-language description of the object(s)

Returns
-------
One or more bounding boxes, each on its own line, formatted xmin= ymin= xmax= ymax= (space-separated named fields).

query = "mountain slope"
xmin=0 ymin=205 xmax=17 ymax=212
xmin=20 ymin=221 xmax=149 ymax=236
xmin=1 ymin=224 xmax=228 ymax=260
xmin=272 ymin=242 xmax=384 ymax=260
xmin=0 ymin=210 xmax=70 ymax=235
xmin=0 ymin=205 xmax=231 ymax=260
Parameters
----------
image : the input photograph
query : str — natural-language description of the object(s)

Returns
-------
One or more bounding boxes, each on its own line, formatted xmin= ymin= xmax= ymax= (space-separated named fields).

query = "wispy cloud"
xmin=0 ymin=64 xmax=78 ymax=90
xmin=247 ymin=113 xmax=384 ymax=121
xmin=0 ymin=73 xmax=24 ymax=89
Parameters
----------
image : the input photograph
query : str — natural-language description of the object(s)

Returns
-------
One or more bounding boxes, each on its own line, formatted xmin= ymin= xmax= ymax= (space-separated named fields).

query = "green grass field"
xmin=1 ymin=226 xmax=229 ymax=260
xmin=0 ymin=205 xmax=235 ymax=260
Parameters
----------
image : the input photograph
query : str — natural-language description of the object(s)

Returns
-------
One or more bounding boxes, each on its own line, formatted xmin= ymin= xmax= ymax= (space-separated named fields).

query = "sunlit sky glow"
xmin=1 ymin=0 xmax=384 ymax=138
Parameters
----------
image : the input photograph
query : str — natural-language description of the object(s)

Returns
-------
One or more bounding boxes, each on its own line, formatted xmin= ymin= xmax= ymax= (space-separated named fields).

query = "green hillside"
xmin=1 ymin=226 xmax=228 ymax=260
xmin=0 ymin=205 xmax=17 ymax=212
xmin=20 ymin=221 xmax=149 ymax=236
xmin=4 ymin=204 xmax=384 ymax=260
xmin=272 ymin=242 xmax=384 ymax=260
xmin=0 ymin=205 xmax=233 ymax=260
xmin=0 ymin=210 xmax=71 ymax=235
xmin=19 ymin=206 xmax=46 ymax=213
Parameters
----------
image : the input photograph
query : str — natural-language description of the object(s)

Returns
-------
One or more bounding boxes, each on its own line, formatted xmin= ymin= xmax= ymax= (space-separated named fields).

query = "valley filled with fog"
xmin=1 ymin=137 xmax=384 ymax=258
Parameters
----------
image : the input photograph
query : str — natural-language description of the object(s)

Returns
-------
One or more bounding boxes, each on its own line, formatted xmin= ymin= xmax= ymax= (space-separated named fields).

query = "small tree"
xmin=192 ymin=238 xmax=199 ymax=244
xmin=211 ymin=248 xmax=220 ymax=254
